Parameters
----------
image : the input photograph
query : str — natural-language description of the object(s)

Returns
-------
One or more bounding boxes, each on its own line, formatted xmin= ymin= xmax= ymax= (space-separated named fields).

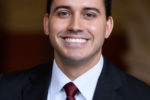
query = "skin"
xmin=44 ymin=0 xmax=114 ymax=80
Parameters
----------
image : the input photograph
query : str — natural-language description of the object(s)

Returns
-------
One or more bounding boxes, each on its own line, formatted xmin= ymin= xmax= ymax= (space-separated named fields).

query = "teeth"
xmin=65 ymin=38 xmax=86 ymax=43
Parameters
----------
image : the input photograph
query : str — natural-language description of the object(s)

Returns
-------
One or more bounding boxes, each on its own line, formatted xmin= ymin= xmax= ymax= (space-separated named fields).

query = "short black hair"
xmin=104 ymin=0 xmax=112 ymax=18
xmin=46 ymin=0 xmax=112 ymax=19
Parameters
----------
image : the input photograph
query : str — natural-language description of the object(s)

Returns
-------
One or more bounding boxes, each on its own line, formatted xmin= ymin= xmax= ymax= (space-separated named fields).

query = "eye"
xmin=83 ymin=12 xmax=97 ymax=20
xmin=56 ymin=10 xmax=71 ymax=18
xmin=86 ymin=13 xmax=95 ymax=17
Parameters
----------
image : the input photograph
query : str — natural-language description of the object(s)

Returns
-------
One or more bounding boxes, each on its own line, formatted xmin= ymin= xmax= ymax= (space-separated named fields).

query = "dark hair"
xmin=46 ymin=0 xmax=112 ymax=19
xmin=46 ymin=0 xmax=52 ymax=14
xmin=104 ymin=0 xmax=112 ymax=18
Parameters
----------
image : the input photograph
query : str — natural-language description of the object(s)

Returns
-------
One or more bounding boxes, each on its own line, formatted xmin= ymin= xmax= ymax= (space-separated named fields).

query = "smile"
xmin=65 ymin=38 xmax=87 ymax=43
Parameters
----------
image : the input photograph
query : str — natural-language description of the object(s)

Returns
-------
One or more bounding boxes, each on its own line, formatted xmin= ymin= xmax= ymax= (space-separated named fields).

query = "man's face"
xmin=44 ymin=0 xmax=113 ymax=63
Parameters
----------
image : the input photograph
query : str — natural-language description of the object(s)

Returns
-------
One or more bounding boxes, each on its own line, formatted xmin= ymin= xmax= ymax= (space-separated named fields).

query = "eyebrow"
xmin=83 ymin=7 xmax=101 ymax=14
xmin=54 ymin=5 xmax=71 ymax=12
xmin=53 ymin=5 xmax=100 ymax=14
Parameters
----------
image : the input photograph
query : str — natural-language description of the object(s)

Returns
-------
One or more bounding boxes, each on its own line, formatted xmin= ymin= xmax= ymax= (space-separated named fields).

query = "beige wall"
xmin=113 ymin=0 xmax=150 ymax=84
xmin=0 ymin=0 xmax=46 ymax=33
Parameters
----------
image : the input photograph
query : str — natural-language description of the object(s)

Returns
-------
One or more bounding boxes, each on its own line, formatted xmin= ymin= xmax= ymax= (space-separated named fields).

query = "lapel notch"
xmin=93 ymin=58 xmax=123 ymax=100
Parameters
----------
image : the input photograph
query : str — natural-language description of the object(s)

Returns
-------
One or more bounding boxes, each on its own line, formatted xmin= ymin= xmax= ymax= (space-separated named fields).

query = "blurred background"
xmin=0 ymin=0 xmax=150 ymax=85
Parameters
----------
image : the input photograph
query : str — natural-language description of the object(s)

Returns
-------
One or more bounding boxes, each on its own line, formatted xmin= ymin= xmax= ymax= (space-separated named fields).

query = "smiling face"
xmin=44 ymin=0 xmax=113 ymax=66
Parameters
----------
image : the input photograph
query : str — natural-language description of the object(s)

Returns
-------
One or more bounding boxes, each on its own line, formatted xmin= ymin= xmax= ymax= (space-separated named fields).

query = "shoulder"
xmin=103 ymin=57 xmax=150 ymax=99
xmin=0 ymin=62 xmax=52 ymax=99
xmin=120 ymin=71 xmax=150 ymax=99
xmin=0 ymin=62 xmax=51 ymax=86
xmin=114 ymin=64 xmax=150 ymax=99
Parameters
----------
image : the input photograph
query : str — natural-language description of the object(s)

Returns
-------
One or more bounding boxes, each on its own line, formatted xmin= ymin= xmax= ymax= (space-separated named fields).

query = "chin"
xmin=63 ymin=54 xmax=90 ymax=64
xmin=65 ymin=53 xmax=86 ymax=60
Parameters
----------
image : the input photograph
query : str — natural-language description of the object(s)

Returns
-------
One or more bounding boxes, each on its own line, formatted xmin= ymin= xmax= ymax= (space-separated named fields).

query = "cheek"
xmin=87 ymin=22 xmax=106 ymax=37
xmin=89 ymin=25 xmax=98 ymax=32
xmin=48 ymin=19 xmax=68 ymax=43
xmin=49 ymin=19 xmax=68 ymax=34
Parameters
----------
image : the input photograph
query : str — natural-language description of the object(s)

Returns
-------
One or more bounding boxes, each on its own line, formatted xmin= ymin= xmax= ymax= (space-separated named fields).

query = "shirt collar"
xmin=49 ymin=60 xmax=71 ymax=97
xmin=50 ymin=55 xmax=104 ymax=100
xmin=73 ymin=56 xmax=103 ymax=100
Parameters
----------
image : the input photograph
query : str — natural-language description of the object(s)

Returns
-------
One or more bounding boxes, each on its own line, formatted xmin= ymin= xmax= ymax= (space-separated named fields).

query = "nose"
xmin=67 ymin=15 xmax=83 ymax=32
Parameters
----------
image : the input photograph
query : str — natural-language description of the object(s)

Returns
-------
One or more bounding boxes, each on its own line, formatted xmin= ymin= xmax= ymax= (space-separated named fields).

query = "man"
xmin=0 ymin=0 xmax=150 ymax=100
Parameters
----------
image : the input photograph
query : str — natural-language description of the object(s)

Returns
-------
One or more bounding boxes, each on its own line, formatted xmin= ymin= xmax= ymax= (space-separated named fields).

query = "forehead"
xmin=51 ymin=0 xmax=105 ymax=10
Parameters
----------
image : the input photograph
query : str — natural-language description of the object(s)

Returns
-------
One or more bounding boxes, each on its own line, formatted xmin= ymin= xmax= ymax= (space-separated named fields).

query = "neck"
xmin=54 ymin=53 xmax=101 ymax=80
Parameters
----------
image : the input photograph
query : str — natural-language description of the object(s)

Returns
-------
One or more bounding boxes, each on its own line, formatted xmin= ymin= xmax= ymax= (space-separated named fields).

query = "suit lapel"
xmin=93 ymin=58 xmax=123 ymax=100
xmin=21 ymin=62 xmax=53 ymax=100
xmin=20 ymin=58 xmax=124 ymax=100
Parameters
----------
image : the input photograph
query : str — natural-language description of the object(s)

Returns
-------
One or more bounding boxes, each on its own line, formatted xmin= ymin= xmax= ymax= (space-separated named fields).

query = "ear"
xmin=43 ymin=13 xmax=50 ymax=35
xmin=105 ymin=16 xmax=114 ymax=39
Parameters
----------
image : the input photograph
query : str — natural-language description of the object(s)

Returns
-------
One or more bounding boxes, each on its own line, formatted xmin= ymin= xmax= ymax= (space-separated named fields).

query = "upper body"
xmin=1 ymin=0 xmax=150 ymax=100
xmin=0 ymin=57 xmax=150 ymax=100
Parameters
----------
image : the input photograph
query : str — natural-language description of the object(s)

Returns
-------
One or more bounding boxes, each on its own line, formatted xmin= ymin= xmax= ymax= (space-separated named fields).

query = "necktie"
xmin=64 ymin=82 xmax=78 ymax=100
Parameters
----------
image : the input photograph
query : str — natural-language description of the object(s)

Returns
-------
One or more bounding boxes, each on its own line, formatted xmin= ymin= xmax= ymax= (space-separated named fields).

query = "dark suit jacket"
xmin=0 ymin=58 xmax=150 ymax=100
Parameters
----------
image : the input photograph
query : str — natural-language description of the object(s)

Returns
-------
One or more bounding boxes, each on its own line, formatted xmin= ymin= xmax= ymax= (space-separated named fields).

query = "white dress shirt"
xmin=47 ymin=56 xmax=104 ymax=100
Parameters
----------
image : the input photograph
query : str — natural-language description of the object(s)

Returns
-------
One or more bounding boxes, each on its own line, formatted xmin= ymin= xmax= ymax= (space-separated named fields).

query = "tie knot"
xmin=64 ymin=82 xmax=78 ymax=98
